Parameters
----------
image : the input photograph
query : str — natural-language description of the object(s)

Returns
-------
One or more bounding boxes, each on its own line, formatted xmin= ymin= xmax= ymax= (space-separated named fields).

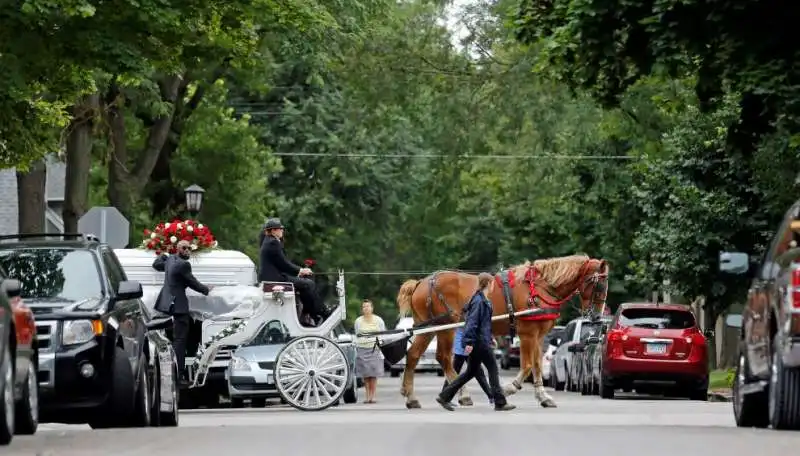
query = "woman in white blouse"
xmin=353 ymin=299 xmax=386 ymax=404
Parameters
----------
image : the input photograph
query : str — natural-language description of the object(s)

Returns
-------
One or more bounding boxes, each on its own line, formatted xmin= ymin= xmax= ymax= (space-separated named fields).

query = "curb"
xmin=708 ymin=391 xmax=732 ymax=402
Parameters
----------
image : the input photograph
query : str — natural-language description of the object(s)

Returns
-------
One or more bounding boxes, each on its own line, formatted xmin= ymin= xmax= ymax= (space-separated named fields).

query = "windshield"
xmin=619 ymin=308 xmax=696 ymax=330
xmin=245 ymin=320 xmax=291 ymax=346
xmin=0 ymin=248 xmax=103 ymax=301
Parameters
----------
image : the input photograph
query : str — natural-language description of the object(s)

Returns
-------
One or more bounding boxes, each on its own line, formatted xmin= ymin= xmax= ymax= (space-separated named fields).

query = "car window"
xmin=101 ymin=250 xmax=123 ymax=293
xmin=618 ymin=308 xmax=696 ymax=330
xmin=543 ymin=329 xmax=564 ymax=347
xmin=579 ymin=322 xmax=603 ymax=340
xmin=0 ymin=248 xmax=103 ymax=301
xmin=763 ymin=211 xmax=794 ymax=279
xmin=246 ymin=320 xmax=291 ymax=346
xmin=563 ymin=322 xmax=576 ymax=342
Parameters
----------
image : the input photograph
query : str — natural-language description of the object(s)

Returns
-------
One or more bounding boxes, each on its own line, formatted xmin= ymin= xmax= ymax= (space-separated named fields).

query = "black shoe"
xmin=436 ymin=396 xmax=455 ymax=411
xmin=494 ymin=403 xmax=516 ymax=411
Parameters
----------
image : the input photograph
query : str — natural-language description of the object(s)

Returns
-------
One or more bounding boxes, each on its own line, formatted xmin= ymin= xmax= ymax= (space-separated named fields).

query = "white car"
xmin=389 ymin=317 xmax=444 ymax=377
xmin=550 ymin=318 xmax=605 ymax=391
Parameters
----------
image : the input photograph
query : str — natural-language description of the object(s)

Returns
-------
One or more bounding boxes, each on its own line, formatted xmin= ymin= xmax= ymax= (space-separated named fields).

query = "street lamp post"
xmin=184 ymin=184 xmax=205 ymax=218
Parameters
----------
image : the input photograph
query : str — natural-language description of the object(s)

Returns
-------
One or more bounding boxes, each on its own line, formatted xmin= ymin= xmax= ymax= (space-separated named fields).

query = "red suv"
xmin=599 ymin=303 xmax=709 ymax=400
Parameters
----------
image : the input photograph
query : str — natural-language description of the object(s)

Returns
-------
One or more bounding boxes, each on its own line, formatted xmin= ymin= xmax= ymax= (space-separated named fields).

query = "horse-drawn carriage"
xmin=115 ymin=248 xmax=358 ymax=411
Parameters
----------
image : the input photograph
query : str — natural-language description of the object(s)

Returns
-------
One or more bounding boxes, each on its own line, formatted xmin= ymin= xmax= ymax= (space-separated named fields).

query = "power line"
xmin=270 ymin=152 xmax=639 ymax=160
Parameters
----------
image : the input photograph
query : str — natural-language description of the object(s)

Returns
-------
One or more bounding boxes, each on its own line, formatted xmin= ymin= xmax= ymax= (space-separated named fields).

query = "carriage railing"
xmin=189 ymin=270 xmax=347 ymax=389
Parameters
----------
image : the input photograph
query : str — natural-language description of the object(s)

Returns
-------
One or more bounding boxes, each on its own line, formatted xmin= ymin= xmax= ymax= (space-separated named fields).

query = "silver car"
xmin=227 ymin=320 xmax=359 ymax=407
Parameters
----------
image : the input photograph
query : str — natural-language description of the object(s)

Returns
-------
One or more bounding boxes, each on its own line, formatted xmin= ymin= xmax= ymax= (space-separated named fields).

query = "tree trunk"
xmin=63 ymin=93 xmax=99 ymax=232
xmin=16 ymin=159 xmax=47 ymax=234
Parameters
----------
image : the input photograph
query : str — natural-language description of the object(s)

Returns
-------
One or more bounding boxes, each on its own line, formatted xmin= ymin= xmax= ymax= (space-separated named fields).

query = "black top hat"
xmin=264 ymin=218 xmax=284 ymax=230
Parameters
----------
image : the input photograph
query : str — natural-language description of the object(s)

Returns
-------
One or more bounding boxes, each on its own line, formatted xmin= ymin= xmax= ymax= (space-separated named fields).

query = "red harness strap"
xmin=494 ymin=268 xmax=563 ymax=322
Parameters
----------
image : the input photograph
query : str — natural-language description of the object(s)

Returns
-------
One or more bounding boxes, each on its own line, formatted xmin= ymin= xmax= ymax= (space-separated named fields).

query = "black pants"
xmin=440 ymin=344 xmax=506 ymax=406
xmin=442 ymin=354 xmax=493 ymax=400
xmin=172 ymin=313 xmax=192 ymax=378
xmin=287 ymin=276 xmax=326 ymax=320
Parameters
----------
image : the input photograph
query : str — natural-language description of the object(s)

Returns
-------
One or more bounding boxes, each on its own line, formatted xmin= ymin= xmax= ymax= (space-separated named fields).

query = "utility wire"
xmin=270 ymin=152 xmax=638 ymax=160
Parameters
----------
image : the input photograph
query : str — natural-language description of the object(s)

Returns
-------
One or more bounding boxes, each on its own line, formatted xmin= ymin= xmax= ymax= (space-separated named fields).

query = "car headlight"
xmin=62 ymin=320 xmax=102 ymax=346
xmin=229 ymin=356 xmax=251 ymax=371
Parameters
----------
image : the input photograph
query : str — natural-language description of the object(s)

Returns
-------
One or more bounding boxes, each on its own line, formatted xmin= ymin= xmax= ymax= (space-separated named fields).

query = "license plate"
xmin=646 ymin=343 xmax=667 ymax=354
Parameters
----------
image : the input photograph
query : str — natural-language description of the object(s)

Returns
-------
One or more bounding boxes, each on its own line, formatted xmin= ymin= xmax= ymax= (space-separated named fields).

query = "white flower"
xmin=190 ymin=244 xmax=198 ymax=250
xmin=170 ymin=236 xmax=178 ymax=244
xmin=177 ymin=223 xmax=183 ymax=230
xmin=150 ymin=232 xmax=157 ymax=239
xmin=212 ymin=240 xmax=218 ymax=248
xmin=185 ymin=219 xmax=191 ymax=224
xmin=165 ymin=223 xmax=171 ymax=230
xmin=186 ymin=225 xmax=194 ymax=232
xmin=198 ymin=224 xmax=204 ymax=229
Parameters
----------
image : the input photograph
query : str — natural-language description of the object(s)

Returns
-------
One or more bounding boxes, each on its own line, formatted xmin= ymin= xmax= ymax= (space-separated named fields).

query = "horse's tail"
xmin=397 ymin=279 xmax=420 ymax=317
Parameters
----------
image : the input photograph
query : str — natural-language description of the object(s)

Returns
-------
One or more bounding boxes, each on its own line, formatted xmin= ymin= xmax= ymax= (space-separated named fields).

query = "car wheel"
xmin=14 ymin=360 xmax=38 ymax=435
xmin=251 ymin=398 xmax=267 ymax=408
xmin=231 ymin=398 xmax=245 ymax=408
xmin=552 ymin=363 xmax=565 ymax=391
xmin=437 ymin=369 xmax=445 ymax=377
xmin=769 ymin=336 xmax=800 ymax=429
xmin=0 ymin=345 xmax=14 ymax=445
xmin=158 ymin=363 xmax=179 ymax=427
xmin=390 ymin=369 xmax=400 ymax=378
xmin=733 ymin=352 xmax=768 ymax=428
xmin=90 ymin=347 xmax=136 ymax=429
xmin=130 ymin=354 xmax=152 ymax=427
xmin=599 ymin=373 xmax=614 ymax=399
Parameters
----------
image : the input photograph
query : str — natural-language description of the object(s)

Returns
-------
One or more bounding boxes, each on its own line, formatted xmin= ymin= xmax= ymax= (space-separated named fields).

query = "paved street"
xmin=6 ymin=371 xmax=800 ymax=456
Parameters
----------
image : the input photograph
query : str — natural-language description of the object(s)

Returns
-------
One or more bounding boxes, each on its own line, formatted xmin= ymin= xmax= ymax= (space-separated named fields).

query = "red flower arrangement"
xmin=304 ymin=258 xmax=316 ymax=267
xmin=141 ymin=219 xmax=218 ymax=255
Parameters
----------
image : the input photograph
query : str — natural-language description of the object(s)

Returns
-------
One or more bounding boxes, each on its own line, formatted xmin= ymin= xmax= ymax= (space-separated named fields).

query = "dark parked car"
xmin=597 ymin=303 xmax=709 ymax=400
xmin=719 ymin=203 xmax=800 ymax=429
xmin=0 ymin=233 xmax=179 ymax=429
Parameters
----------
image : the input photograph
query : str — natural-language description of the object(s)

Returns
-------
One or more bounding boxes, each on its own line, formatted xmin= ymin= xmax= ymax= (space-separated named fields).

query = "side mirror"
xmin=704 ymin=328 xmax=715 ymax=339
xmin=2 ymin=279 xmax=21 ymax=299
xmin=587 ymin=336 xmax=600 ymax=345
xmin=117 ymin=280 xmax=144 ymax=301
xmin=337 ymin=333 xmax=353 ymax=343
xmin=719 ymin=251 xmax=749 ymax=275
xmin=146 ymin=316 xmax=173 ymax=331
xmin=568 ymin=343 xmax=585 ymax=353
xmin=549 ymin=337 xmax=561 ymax=347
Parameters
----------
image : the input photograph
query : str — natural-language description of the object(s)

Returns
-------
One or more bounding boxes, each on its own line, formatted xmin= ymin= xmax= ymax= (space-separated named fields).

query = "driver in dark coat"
xmin=259 ymin=218 xmax=327 ymax=326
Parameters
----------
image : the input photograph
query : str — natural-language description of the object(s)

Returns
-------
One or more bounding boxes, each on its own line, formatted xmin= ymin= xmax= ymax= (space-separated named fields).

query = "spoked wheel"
xmin=274 ymin=336 xmax=351 ymax=411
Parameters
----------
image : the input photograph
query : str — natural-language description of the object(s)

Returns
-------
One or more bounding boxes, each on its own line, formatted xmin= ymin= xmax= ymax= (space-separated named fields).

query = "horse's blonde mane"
xmin=510 ymin=254 xmax=591 ymax=288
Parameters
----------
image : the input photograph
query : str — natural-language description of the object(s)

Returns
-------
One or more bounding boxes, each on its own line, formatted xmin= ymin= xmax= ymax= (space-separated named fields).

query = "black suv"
xmin=0 ymin=234 xmax=179 ymax=428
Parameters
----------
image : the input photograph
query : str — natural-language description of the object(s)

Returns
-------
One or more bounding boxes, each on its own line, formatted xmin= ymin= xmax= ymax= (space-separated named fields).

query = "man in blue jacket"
xmin=437 ymin=273 xmax=515 ymax=411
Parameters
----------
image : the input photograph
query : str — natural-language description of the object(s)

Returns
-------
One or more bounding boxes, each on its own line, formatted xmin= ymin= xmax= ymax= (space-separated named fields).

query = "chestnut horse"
xmin=395 ymin=254 xmax=608 ymax=409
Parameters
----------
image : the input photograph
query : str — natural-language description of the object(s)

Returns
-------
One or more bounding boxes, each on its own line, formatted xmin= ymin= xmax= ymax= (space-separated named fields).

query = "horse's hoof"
xmin=406 ymin=400 xmax=422 ymax=409
xmin=503 ymin=386 xmax=517 ymax=396
xmin=458 ymin=397 xmax=474 ymax=406
xmin=540 ymin=398 xmax=558 ymax=408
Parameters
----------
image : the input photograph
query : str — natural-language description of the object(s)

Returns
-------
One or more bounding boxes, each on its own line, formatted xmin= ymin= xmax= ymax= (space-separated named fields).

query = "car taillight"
xmin=685 ymin=332 xmax=705 ymax=345
xmin=606 ymin=329 xmax=627 ymax=342
xmin=792 ymin=266 xmax=800 ymax=309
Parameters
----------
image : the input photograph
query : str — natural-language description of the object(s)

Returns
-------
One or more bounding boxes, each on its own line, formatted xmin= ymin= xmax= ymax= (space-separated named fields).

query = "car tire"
xmin=437 ymin=369 xmax=445 ymax=377
xmin=231 ymin=398 xmax=245 ymax=408
xmin=599 ymin=374 xmax=614 ymax=399
xmin=90 ymin=347 xmax=136 ymax=429
xmin=251 ymin=398 xmax=267 ymax=408
xmin=158 ymin=364 xmax=179 ymax=427
xmin=390 ymin=369 xmax=400 ymax=378
xmin=130 ymin=354 xmax=152 ymax=427
xmin=552 ymin=363 xmax=565 ymax=391
xmin=733 ymin=352 xmax=768 ymax=428
xmin=769 ymin=337 xmax=800 ymax=430
xmin=0 ymin=345 xmax=15 ymax=445
xmin=343 ymin=383 xmax=358 ymax=404
xmin=14 ymin=361 xmax=38 ymax=435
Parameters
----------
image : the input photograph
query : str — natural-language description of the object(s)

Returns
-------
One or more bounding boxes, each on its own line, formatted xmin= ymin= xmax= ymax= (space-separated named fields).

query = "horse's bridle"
xmin=524 ymin=261 xmax=608 ymax=317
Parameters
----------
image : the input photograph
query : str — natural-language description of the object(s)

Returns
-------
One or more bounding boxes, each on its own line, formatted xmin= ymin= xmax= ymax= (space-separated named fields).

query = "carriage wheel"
xmin=274 ymin=336 xmax=351 ymax=411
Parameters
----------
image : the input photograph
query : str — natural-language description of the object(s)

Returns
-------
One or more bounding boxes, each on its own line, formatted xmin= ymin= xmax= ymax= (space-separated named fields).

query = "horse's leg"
xmin=435 ymin=331 xmax=473 ymax=406
xmin=401 ymin=332 xmax=433 ymax=409
xmin=503 ymin=333 xmax=530 ymax=397
xmin=531 ymin=326 xmax=557 ymax=408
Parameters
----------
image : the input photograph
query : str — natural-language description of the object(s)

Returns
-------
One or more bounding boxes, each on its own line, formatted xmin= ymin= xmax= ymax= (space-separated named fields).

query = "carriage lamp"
xmin=184 ymin=184 xmax=206 ymax=216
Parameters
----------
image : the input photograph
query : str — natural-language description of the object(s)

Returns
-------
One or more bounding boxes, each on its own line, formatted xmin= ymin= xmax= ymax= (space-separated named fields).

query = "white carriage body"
xmin=114 ymin=247 xmax=352 ymax=410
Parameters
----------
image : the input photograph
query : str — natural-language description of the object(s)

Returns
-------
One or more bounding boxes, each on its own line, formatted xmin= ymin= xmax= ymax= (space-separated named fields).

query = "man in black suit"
xmin=259 ymin=218 xmax=327 ymax=325
xmin=153 ymin=240 xmax=212 ymax=382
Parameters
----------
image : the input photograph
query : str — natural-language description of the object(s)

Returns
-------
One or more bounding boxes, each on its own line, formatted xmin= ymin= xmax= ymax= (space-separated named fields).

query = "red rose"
xmin=304 ymin=259 xmax=316 ymax=267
